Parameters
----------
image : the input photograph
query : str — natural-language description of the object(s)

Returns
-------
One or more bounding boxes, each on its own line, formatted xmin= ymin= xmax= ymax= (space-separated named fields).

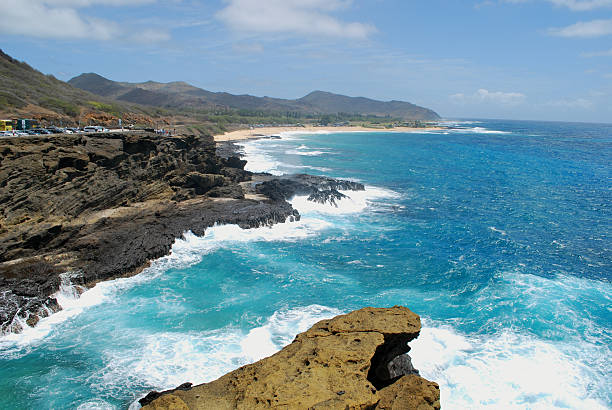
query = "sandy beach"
xmin=213 ymin=125 xmax=444 ymax=142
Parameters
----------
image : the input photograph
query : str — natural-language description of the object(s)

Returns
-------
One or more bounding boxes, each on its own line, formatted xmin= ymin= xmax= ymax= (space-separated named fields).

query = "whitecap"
xmin=284 ymin=149 xmax=331 ymax=156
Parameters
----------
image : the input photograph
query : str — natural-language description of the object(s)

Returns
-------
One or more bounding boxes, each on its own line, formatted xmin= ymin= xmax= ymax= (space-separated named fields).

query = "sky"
xmin=1 ymin=0 xmax=611 ymax=122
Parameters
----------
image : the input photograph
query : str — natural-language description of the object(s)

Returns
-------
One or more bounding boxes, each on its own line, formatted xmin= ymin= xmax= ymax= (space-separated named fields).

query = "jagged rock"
xmin=307 ymin=188 xmax=347 ymax=206
xmin=255 ymin=174 xmax=365 ymax=202
xmin=141 ymin=306 xmax=439 ymax=410
xmin=0 ymin=132 xmax=285 ymax=334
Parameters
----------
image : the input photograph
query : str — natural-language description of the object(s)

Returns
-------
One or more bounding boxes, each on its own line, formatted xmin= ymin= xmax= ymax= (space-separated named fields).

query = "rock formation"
xmin=140 ymin=306 xmax=440 ymax=410
xmin=0 ymin=132 xmax=364 ymax=334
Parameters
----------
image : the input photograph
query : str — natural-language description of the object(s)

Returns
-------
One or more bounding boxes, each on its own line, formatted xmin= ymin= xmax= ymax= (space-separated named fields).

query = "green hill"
xmin=0 ymin=50 xmax=149 ymax=121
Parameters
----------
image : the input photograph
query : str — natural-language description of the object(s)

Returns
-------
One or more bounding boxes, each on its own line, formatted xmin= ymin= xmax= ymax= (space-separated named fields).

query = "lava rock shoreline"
xmin=0 ymin=132 xmax=361 ymax=334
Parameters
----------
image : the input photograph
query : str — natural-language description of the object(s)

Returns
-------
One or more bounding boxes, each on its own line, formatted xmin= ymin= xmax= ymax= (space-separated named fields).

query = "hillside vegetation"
xmin=0 ymin=50 xmax=161 ymax=126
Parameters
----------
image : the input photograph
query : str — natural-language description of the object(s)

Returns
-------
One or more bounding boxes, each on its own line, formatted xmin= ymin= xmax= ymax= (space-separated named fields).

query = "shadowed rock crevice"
xmin=367 ymin=333 xmax=420 ymax=390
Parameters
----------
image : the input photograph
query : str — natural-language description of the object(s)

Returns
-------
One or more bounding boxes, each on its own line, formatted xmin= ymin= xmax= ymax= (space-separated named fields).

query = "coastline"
xmin=0 ymin=132 xmax=291 ymax=334
xmin=214 ymin=125 xmax=445 ymax=141
xmin=0 ymin=131 xmax=368 ymax=336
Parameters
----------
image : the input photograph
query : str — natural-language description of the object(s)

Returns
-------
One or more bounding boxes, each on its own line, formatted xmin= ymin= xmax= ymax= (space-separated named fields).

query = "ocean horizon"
xmin=0 ymin=119 xmax=610 ymax=409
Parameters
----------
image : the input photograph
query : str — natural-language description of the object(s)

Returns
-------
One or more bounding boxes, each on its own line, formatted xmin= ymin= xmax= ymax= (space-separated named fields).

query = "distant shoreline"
xmin=213 ymin=125 xmax=445 ymax=141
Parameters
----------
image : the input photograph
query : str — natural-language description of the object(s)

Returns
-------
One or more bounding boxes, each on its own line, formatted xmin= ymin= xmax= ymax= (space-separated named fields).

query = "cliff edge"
xmin=141 ymin=306 xmax=440 ymax=409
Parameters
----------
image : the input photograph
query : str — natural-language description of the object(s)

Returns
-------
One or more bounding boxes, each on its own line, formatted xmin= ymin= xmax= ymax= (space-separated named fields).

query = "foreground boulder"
xmin=141 ymin=306 xmax=440 ymax=409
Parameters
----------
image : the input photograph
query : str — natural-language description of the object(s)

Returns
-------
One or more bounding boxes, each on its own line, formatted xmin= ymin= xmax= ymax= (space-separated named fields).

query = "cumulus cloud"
xmin=216 ymin=0 xmax=376 ymax=40
xmin=0 ymin=0 xmax=166 ymax=42
xmin=450 ymin=89 xmax=526 ymax=106
xmin=549 ymin=18 xmax=612 ymax=37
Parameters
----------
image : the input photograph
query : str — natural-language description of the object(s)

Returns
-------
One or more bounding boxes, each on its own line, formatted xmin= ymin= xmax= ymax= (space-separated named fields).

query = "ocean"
xmin=0 ymin=119 xmax=610 ymax=409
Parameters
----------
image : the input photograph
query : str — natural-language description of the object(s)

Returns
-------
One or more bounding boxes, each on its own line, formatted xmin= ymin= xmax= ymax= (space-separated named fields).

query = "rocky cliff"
xmin=0 ymin=132 xmax=365 ymax=334
xmin=0 ymin=132 xmax=291 ymax=333
xmin=140 ymin=306 xmax=440 ymax=409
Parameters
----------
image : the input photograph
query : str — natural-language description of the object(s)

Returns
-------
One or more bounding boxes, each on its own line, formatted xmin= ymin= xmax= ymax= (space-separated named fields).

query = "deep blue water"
xmin=0 ymin=119 xmax=610 ymax=409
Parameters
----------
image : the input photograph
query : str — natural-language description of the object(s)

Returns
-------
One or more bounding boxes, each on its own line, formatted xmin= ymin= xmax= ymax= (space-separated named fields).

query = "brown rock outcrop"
xmin=141 ymin=306 xmax=440 ymax=410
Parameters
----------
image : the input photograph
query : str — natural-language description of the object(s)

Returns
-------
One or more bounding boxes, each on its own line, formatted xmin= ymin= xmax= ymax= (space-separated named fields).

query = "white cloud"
xmin=549 ymin=18 xmax=612 ymax=37
xmin=216 ymin=0 xmax=376 ymax=40
xmin=451 ymin=89 xmax=526 ymax=106
xmin=546 ymin=0 xmax=612 ymax=10
xmin=546 ymin=98 xmax=593 ymax=108
xmin=582 ymin=48 xmax=612 ymax=57
xmin=504 ymin=0 xmax=612 ymax=10
xmin=0 ymin=0 xmax=166 ymax=42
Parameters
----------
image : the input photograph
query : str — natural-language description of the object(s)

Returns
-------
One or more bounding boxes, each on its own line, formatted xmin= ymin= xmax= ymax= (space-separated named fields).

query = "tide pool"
xmin=0 ymin=119 xmax=610 ymax=409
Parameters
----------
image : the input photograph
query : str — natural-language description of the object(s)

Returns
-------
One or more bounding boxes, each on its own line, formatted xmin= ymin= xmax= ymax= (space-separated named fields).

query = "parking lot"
xmin=0 ymin=127 xmax=131 ymax=137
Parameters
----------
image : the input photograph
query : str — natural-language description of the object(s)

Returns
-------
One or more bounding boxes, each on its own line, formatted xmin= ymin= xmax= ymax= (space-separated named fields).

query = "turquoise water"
xmin=0 ymin=119 xmax=610 ymax=409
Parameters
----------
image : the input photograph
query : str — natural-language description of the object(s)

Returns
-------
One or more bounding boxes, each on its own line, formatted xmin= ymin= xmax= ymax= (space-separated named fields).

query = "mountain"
xmin=69 ymin=73 xmax=440 ymax=120
xmin=298 ymin=91 xmax=439 ymax=120
xmin=0 ymin=50 xmax=146 ymax=121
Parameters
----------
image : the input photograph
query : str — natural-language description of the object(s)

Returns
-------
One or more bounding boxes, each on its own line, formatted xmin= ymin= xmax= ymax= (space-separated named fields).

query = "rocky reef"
xmin=140 ymin=306 xmax=440 ymax=409
xmin=0 ymin=132 xmax=363 ymax=334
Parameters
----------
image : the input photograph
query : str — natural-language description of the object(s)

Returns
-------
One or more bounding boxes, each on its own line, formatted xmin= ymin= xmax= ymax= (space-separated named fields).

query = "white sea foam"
xmin=103 ymin=305 xmax=342 ymax=408
xmin=0 ymin=273 xmax=120 ymax=351
xmin=0 ymin=217 xmax=333 ymax=349
xmin=437 ymin=120 xmax=482 ymax=126
xmin=284 ymin=149 xmax=331 ymax=156
xmin=290 ymin=186 xmax=401 ymax=216
xmin=236 ymin=140 xmax=286 ymax=175
xmin=461 ymin=126 xmax=510 ymax=134
xmin=282 ymin=164 xmax=333 ymax=173
xmin=410 ymin=323 xmax=609 ymax=409
xmin=409 ymin=270 xmax=611 ymax=409
xmin=76 ymin=399 xmax=115 ymax=410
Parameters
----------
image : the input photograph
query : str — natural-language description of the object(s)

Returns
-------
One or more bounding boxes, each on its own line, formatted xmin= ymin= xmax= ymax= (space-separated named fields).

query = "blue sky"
xmin=1 ymin=0 xmax=611 ymax=122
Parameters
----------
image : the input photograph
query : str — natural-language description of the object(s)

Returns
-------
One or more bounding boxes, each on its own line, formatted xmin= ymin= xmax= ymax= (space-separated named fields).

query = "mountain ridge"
xmin=69 ymin=73 xmax=441 ymax=120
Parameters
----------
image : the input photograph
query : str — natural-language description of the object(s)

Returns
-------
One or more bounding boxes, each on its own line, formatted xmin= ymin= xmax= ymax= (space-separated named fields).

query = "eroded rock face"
xmin=141 ymin=306 xmax=440 ymax=410
xmin=0 ymin=132 xmax=288 ymax=334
